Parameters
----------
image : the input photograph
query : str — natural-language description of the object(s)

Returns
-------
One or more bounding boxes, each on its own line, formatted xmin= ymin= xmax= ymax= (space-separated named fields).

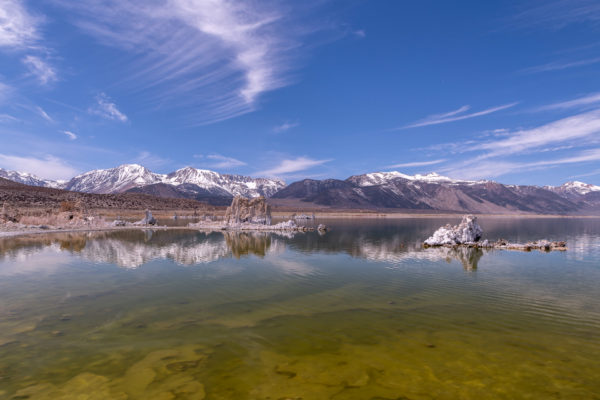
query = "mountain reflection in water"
xmin=0 ymin=228 xmax=486 ymax=270
xmin=1 ymin=218 xmax=599 ymax=399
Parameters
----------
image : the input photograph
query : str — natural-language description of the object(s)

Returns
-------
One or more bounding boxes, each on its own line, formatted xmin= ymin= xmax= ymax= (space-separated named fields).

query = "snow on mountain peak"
xmin=59 ymin=165 xmax=285 ymax=197
xmin=558 ymin=181 xmax=600 ymax=195
xmin=0 ymin=168 xmax=62 ymax=188
xmin=350 ymin=171 xmax=472 ymax=187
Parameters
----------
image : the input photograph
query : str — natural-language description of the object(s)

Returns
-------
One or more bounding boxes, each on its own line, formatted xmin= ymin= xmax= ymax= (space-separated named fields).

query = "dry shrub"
xmin=60 ymin=201 xmax=77 ymax=212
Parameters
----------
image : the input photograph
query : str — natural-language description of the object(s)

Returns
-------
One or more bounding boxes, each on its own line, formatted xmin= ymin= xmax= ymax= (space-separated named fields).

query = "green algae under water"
xmin=0 ymin=218 xmax=599 ymax=399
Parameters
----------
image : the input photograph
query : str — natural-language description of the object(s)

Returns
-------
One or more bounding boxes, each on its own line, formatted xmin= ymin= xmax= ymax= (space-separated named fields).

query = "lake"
xmin=1 ymin=217 xmax=599 ymax=399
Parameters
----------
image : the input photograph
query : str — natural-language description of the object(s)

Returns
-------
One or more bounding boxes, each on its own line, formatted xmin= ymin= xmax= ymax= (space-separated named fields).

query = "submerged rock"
xmin=424 ymin=215 xmax=482 ymax=246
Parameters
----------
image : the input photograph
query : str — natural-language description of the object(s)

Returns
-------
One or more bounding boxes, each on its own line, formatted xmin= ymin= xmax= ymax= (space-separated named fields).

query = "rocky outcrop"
xmin=424 ymin=215 xmax=567 ymax=251
xmin=424 ymin=215 xmax=482 ymax=245
xmin=134 ymin=210 xmax=157 ymax=225
xmin=477 ymin=239 xmax=567 ymax=251
xmin=225 ymin=196 xmax=272 ymax=225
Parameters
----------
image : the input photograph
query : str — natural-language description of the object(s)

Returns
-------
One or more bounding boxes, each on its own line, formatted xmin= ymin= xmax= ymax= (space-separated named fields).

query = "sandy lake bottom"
xmin=0 ymin=217 xmax=599 ymax=399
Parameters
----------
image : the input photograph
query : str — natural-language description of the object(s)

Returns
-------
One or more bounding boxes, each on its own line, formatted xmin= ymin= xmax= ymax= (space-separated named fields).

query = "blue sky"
xmin=0 ymin=0 xmax=599 ymax=185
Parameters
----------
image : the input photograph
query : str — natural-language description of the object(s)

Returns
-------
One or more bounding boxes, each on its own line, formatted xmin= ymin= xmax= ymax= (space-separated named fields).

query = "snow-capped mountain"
xmin=0 ymin=168 xmax=64 ymax=188
xmin=164 ymin=167 xmax=284 ymax=198
xmin=61 ymin=164 xmax=285 ymax=198
xmin=272 ymin=171 xmax=600 ymax=214
xmin=62 ymin=164 xmax=164 ymax=193
xmin=3 ymin=163 xmax=600 ymax=213
xmin=347 ymin=171 xmax=478 ymax=187
xmin=546 ymin=181 xmax=600 ymax=197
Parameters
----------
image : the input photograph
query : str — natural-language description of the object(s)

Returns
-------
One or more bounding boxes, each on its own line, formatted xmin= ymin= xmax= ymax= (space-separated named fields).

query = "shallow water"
xmin=0 ymin=217 xmax=599 ymax=399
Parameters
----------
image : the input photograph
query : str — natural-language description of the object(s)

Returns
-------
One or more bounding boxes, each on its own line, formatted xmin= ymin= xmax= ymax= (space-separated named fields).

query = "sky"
xmin=0 ymin=0 xmax=599 ymax=185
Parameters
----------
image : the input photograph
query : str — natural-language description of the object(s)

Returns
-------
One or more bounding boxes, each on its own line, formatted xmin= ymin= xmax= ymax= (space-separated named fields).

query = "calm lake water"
xmin=0 ymin=217 xmax=599 ymax=399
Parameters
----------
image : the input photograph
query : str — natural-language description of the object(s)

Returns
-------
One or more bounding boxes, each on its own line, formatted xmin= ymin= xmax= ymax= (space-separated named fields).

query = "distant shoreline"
xmin=273 ymin=212 xmax=600 ymax=219
xmin=2 ymin=212 xmax=600 ymax=240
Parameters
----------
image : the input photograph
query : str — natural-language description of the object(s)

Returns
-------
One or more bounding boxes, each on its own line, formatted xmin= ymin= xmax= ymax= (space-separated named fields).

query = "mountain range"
xmin=2 ymin=165 xmax=600 ymax=214
xmin=2 ymin=165 xmax=284 ymax=206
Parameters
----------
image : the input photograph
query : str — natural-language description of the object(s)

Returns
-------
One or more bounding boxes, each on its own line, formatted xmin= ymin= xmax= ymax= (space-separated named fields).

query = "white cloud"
xmin=62 ymin=130 xmax=77 ymax=140
xmin=22 ymin=55 xmax=57 ymax=85
xmin=354 ymin=29 xmax=366 ymax=38
xmin=55 ymin=0 xmax=326 ymax=125
xmin=0 ymin=154 xmax=78 ymax=180
xmin=386 ymin=159 xmax=446 ymax=169
xmin=205 ymin=154 xmax=246 ymax=169
xmin=133 ymin=150 xmax=170 ymax=169
xmin=472 ymin=109 xmax=600 ymax=157
xmin=443 ymin=148 xmax=600 ymax=180
xmin=535 ymin=92 xmax=600 ymax=112
xmin=0 ymin=113 xmax=17 ymax=122
xmin=273 ymin=121 xmax=299 ymax=133
xmin=417 ymin=102 xmax=600 ymax=181
xmin=0 ymin=80 xmax=12 ymax=103
xmin=89 ymin=93 xmax=128 ymax=122
xmin=400 ymin=103 xmax=517 ymax=129
xmin=255 ymin=156 xmax=331 ymax=177
xmin=36 ymin=106 xmax=53 ymax=122
xmin=522 ymin=57 xmax=600 ymax=74
xmin=512 ymin=1 xmax=600 ymax=30
xmin=0 ymin=0 xmax=39 ymax=48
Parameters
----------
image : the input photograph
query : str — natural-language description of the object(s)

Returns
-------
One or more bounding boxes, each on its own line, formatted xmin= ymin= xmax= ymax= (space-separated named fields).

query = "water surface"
xmin=1 ymin=217 xmax=599 ymax=399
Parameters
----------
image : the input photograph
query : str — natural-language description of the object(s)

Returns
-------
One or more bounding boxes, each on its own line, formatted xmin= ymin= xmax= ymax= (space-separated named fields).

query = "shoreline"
xmin=277 ymin=212 xmax=600 ymax=219
xmin=0 ymin=225 xmax=200 ymax=239
xmin=2 ymin=212 xmax=599 ymax=239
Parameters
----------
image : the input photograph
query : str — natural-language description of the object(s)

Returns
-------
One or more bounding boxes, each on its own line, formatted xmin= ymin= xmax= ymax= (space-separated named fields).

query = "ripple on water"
xmin=0 ymin=219 xmax=599 ymax=399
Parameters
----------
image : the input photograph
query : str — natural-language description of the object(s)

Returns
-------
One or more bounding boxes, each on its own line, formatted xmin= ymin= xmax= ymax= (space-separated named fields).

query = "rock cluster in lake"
xmin=424 ymin=215 xmax=567 ymax=251
xmin=225 ymin=196 xmax=272 ymax=225
xmin=424 ymin=215 xmax=483 ymax=245
xmin=135 ymin=209 xmax=157 ymax=225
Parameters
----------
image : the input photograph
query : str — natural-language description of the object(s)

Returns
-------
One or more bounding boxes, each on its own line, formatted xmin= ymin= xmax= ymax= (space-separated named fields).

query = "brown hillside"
xmin=0 ymin=177 xmax=215 ymax=211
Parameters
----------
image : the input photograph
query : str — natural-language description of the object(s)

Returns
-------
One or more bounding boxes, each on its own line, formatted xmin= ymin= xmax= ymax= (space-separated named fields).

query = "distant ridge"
xmin=271 ymin=172 xmax=600 ymax=215
xmin=2 ymin=165 xmax=600 ymax=214
xmin=1 ymin=164 xmax=285 ymax=204
xmin=0 ymin=176 xmax=213 ymax=211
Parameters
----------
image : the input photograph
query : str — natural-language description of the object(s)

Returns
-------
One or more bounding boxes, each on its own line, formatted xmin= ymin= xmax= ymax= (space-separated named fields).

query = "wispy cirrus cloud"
xmin=472 ymin=109 xmax=600 ymax=157
xmin=512 ymin=0 xmax=600 ymax=30
xmin=399 ymin=103 xmax=517 ymax=129
xmin=22 ymin=55 xmax=57 ymax=85
xmin=61 ymin=130 xmax=77 ymax=140
xmin=385 ymin=159 xmax=446 ymax=169
xmin=0 ymin=113 xmax=17 ymax=122
xmin=55 ymin=0 xmax=329 ymax=125
xmin=0 ymin=0 xmax=40 ymax=48
xmin=0 ymin=153 xmax=77 ymax=180
xmin=0 ymin=81 xmax=12 ymax=103
xmin=428 ymin=104 xmax=600 ymax=180
xmin=194 ymin=154 xmax=246 ymax=169
xmin=132 ymin=150 xmax=170 ymax=169
xmin=442 ymin=148 xmax=600 ymax=180
xmin=255 ymin=156 xmax=331 ymax=177
xmin=273 ymin=121 xmax=299 ymax=133
xmin=35 ymin=106 xmax=53 ymax=122
xmin=534 ymin=92 xmax=600 ymax=112
xmin=522 ymin=56 xmax=600 ymax=74
xmin=88 ymin=93 xmax=128 ymax=122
